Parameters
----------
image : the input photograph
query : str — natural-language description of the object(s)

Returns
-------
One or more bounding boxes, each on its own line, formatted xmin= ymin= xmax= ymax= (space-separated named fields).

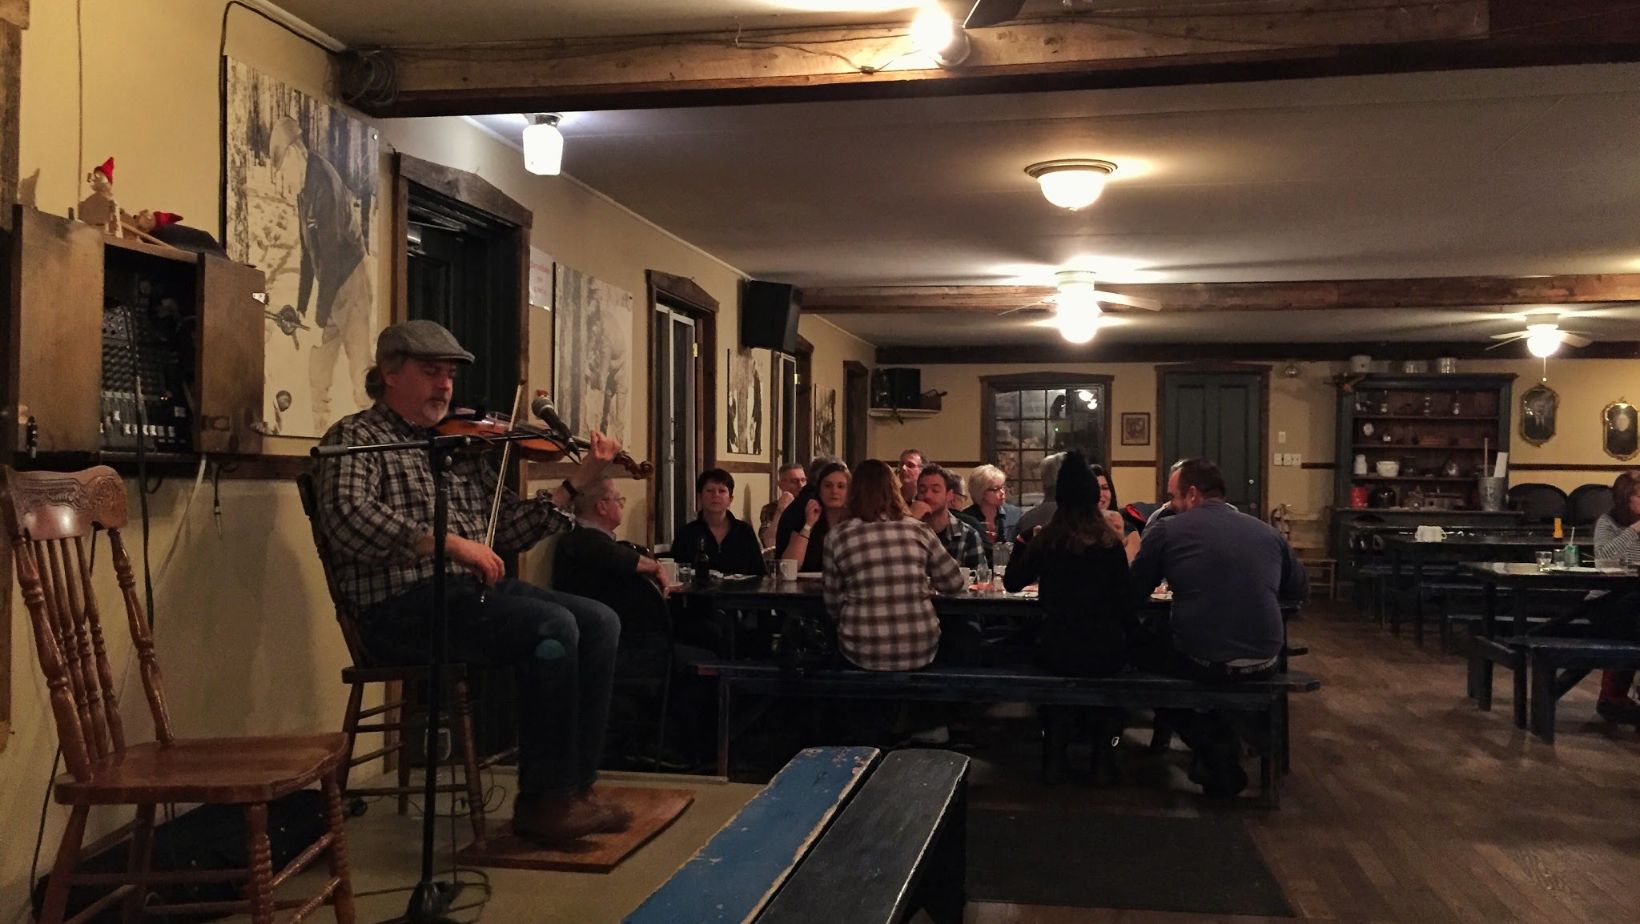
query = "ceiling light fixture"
xmin=1025 ymin=159 xmax=1117 ymax=210
xmin=1525 ymin=323 xmax=1565 ymax=358
xmin=909 ymin=5 xmax=969 ymax=66
xmin=523 ymin=113 xmax=564 ymax=176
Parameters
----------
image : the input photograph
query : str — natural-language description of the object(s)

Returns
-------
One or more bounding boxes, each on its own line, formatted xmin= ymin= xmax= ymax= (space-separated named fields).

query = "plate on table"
xmin=1541 ymin=564 xmax=1599 ymax=573
xmin=797 ymin=571 xmax=823 ymax=580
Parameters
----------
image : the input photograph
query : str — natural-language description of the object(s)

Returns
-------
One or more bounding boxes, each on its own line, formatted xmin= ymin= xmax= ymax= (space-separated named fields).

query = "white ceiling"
xmin=273 ymin=1 xmax=1640 ymax=347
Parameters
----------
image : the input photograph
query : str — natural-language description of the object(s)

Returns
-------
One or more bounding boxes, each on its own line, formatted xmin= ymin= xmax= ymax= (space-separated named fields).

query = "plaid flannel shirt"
xmin=822 ymin=517 xmax=966 ymax=671
xmin=315 ymin=404 xmax=573 ymax=610
xmin=932 ymin=516 xmax=984 ymax=570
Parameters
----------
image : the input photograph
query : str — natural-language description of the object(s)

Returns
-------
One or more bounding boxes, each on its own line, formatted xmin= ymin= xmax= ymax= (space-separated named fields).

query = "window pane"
xmin=1020 ymin=450 xmax=1045 ymax=489
xmin=996 ymin=451 xmax=1021 ymax=486
xmin=1016 ymin=419 xmax=1046 ymax=449
xmin=1021 ymin=389 xmax=1047 ymax=419
xmin=993 ymin=389 xmax=1020 ymax=419
xmin=1047 ymin=389 xmax=1068 ymax=421
xmin=995 ymin=420 xmax=1018 ymax=449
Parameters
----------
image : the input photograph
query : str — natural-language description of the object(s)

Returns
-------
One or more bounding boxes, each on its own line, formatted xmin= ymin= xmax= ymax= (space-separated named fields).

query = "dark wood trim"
xmin=647 ymin=270 xmax=722 ymax=544
xmin=1156 ymin=364 xmax=1270 ymax=517
xmin=843 ymin=360 xmax=870 ymax=468
xmin=877 ymin=341 xmax=1640 ymax=365
xmin=979 ymin=372 xmax=1115 ymax=475
xmin=1109 ymin=459 xmax=1155 ymax=468
xmin=1301 ymin=461 xmax=1338 ymax=470
xmin=395 ymin=153 xmax=532 ymax=229
xmin=807 ymin=273 xmax=1640 ymax=315
xmin=716 ymin=460 xmax=770 ymax=474
xmin=345 ymin=3 xmax=1640 ymax=117
xmin=388 ymin=174 xmax=410 ymax=325
xmin=1512 ymin=463 xmax=1640 ymax=472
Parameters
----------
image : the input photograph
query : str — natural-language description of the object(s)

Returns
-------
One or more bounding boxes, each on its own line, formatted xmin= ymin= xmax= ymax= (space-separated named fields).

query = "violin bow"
xmin=479 ymin=383 xmax=527 ymax=603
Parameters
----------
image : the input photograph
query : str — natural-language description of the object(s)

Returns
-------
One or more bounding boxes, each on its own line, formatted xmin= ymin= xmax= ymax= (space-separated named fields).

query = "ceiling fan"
xmin=1486 ymin=312 xmax=1592 ymax=357
xmin=963 ymin=0 xmax=1029 ymax=28
xmin=1000 ymin=269 xmax=1163 ymax=343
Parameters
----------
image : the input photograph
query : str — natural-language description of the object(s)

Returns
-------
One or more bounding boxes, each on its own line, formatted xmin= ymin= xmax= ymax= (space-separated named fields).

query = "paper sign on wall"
xmin=529 ymin=246 xmax=554 ymax=309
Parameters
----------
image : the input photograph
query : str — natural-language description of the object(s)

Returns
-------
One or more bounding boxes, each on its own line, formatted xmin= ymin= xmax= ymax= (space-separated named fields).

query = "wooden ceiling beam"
xmin=803 ymin=274 xmax=1640 ymax=314
xmin=342 ymin=1 xmax=1640 ymax=116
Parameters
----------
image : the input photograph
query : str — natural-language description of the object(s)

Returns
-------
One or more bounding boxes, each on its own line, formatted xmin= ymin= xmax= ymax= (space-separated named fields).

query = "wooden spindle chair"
xmin=2 ymin=465 xmax=354 ymax=924
xmin=294 ymin=471 xmax=490 ymax=849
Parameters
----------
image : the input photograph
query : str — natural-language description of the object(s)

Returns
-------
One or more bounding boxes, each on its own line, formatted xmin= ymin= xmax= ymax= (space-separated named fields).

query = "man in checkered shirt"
xmin=316 ymin=320 xmax=629 ymax=846
xmin=911 ymin=464 xmax=984 ymax=569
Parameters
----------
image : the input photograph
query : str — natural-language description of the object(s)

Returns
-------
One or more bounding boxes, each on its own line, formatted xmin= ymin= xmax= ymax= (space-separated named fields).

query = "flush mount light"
xmin=523 ymin=113 xmax=564 ymax=176
xmin=1025 ymin=159 xmax=1117 ymax=210
xmin=909 ymin=5 xmax=970 ymax=66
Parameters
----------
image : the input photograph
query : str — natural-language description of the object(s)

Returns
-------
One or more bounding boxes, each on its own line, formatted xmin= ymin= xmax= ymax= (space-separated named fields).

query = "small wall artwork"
xmin=815 ymin=387 xmax=838 ymax=457
xmin=554 ymin=264 xmax=634 ymax=445
xmin=727 ymin=348 xmax=764 ymax=455
xmin=1120 ymin=412 xmax=1151 ymax=447
xmin=1519 ymin=383 xmax=1557 ymax=446
xmin=1603 ymin=399 xmax=1638 ymax=460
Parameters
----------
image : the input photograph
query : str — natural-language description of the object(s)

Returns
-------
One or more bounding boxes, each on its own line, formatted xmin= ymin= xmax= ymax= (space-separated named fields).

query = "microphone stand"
xmin=312 ymin=427 xmax=545 ymax=924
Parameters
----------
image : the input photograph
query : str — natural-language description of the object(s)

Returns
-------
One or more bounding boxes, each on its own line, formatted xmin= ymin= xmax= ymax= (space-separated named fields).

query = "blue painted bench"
xmin=625 ymin=746 xmax=879 ymax=924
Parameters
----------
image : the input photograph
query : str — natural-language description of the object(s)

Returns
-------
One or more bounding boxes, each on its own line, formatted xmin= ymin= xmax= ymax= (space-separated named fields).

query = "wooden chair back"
xmin=295 ymin=469 xmax=370 ymax=666
xmin=1 ymin=465 xmax=173 ymax=782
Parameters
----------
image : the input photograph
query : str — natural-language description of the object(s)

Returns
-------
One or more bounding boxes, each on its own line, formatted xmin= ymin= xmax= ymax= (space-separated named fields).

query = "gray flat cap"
xmin=375 ymin=320 xmax=474 ymax=364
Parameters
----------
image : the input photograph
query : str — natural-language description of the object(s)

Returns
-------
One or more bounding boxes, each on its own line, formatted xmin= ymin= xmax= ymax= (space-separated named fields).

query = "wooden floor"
xmin=966 ymin=601 xmax=1640 ymax=923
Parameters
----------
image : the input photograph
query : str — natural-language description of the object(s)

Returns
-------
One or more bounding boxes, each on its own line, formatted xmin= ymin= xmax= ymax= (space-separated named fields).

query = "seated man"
xmin=317 ymin=319 xmax=629 ymax=846
xmin=1128 ymin=457 xmax=1306 ymax=798
xmin=758 ymin=462 xmax=807 ymax=550
xmin=1014 ymin=451 xmax=1068 ymax=540
xmin=912 ymin=464 xmax=984 ymax=569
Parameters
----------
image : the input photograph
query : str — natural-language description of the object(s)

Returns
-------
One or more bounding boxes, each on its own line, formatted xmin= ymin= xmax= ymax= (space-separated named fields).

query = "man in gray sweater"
xmin=1130 ymin=458 xmax=1307 ymax=796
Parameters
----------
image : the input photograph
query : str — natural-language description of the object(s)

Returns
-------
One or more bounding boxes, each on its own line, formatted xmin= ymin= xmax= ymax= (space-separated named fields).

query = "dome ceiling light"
xmin=1025 ymin=159 xmax=1117 ymax=210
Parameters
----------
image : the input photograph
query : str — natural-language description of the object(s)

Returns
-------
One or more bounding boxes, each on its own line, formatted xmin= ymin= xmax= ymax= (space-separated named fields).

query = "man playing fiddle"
xmin=316 ymin=320 xmax=629 ymax=846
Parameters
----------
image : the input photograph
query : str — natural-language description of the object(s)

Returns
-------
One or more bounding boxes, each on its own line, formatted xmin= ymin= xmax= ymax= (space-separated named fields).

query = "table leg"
xmin=1389 ymin=547 xmax=1405 ymax=636
xmin=716 ymin=679 xmax=732 ymax=777
xmin=1511 ymin=585 xmax=1529 ymax=637
xmin=1512 ymin=653 xmax=1529 ymax=729
xmin=1529 ymin=653 xmax=1557 ymax=744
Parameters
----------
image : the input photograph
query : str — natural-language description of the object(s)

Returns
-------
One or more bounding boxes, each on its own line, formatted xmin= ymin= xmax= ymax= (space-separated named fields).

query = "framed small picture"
xmin=1120 ymin=412 xmax=1151 ymax=446
xmin=1519 ymin=383 xmax=1557 ymax=446
xmin=1603 ymin=399 xmax=1638 ymax=460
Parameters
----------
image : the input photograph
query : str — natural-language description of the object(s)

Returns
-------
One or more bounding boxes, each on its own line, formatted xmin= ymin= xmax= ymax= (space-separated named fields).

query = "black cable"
xmin=125 ymin=309 xmax=157 ymax=629
xmin=26 ymin=747 xmax=63 ymax=908
xmin=218 ymin=1 xmax=338 ymax=244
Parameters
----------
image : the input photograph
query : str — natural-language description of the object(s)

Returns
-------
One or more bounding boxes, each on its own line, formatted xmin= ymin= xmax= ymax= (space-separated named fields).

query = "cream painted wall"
xmin=868 ymin=356 xmax=1640 ymax=542
xmin=0 ymin=0 xmax=870 ymax=910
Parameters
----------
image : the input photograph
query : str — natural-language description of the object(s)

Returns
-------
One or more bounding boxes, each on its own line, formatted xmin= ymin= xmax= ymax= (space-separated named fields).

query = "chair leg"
xmin=452 ymin=679 xmax=488 ymax=849
xmin=339 ymin=680 xmax=365 ymax=796
xmin=395 ymin=683 xmax=413 ymax=816
xmin=40 ymin=804 xmax=89 ymax=924
xmin=323 ymin=774 xmax=358 ymax=924
xmin=243 ymin=803 xmax=275 ymax=924
xmin=122 ymin=804 xmax=156 ymax=924
xmin=655 ymin=651 xmax=675 ymax=772
xmin=1513 ymin=657 xmax=1530 ymax=729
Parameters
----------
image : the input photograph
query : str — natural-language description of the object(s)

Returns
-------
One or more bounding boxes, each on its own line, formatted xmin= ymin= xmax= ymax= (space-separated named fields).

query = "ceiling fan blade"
xmin=963 ymin=0 xmax=1027 ymax=28
xmin=998 ymin=301 xmax=1051 ymax=317
xmin=1562 ymin=332 xmax=1593 ymax=348
xmin=1091 ymin=289 xmax=1162 ymax=311
xmin=1488 ymin=331 xmax=1526 ymax=340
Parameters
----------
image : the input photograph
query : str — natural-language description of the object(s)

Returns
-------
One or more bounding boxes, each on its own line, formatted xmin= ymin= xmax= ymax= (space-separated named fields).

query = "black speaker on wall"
xmin=741 ymin=280 xmax=802 ymax=353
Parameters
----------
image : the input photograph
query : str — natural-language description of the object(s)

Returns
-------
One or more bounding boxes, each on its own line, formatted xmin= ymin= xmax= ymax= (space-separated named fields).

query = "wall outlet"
xmin=1289 ymin=453 xmax=1302 ymax=466
xmin=1278 ymin=430 xmax=1287 ymax=445
xmin=1273 ymin=452 xmax=1284 ymax=466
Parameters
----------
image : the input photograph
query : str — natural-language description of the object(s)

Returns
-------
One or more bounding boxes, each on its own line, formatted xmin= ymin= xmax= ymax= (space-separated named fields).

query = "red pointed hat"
xmin=94 ymin=157 xmax=114 ymax=182
xmin=151 ymin=211 xmax=183 ymax=228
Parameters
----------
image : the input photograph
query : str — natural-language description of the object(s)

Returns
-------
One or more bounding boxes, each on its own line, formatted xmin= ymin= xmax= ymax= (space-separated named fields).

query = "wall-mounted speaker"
xmin=741 ymin=280 xmax=802 ymax=353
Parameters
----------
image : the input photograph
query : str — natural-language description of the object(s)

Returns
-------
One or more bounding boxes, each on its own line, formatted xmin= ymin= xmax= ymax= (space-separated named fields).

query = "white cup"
xmin=778 ymin=559 xmax=799 ymax=581
xmin=659 ymin=560 xmax=680 ymax=584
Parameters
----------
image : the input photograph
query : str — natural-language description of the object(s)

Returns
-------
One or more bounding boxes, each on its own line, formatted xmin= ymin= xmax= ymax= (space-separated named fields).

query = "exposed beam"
xmin=875 ymin=340 xmax=1640 ymax=365
xmin=344 ymin=1 xmax=1640 ymax=116
xmin=805 ymin=274 xmax=1640 ymax=314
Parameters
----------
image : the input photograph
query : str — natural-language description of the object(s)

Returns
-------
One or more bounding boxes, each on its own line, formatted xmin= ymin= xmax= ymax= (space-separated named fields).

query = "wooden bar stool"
xmin=5 ymin=465 xmax=354 ymax=924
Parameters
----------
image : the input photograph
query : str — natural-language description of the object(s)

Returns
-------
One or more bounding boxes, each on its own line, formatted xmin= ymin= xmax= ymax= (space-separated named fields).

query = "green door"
xmin=1160 ymin=371 xmax=1265 ymax=513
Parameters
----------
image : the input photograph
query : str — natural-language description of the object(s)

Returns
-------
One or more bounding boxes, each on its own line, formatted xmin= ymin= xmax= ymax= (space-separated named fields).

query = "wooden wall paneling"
xmin=196 ymin=256 xmax=266 ymax=455
xmin=12 ymin=207 xmax=104 ymax=453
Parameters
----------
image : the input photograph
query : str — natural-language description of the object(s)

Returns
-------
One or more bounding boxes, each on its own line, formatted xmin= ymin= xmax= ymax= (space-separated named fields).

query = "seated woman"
xmin=822 ymin=459 xmax=965 ymax=671
xmin=964 ymin=463 xmax=1023 ymax=558
xmin=1091 ymin=463 xmax=1143 ymax=562
xmin=779 ymin=461 xmax=850 ymax=573
xmin=1591 ymin=469 xmax=1640 ymax=725
xmin=669 ymin=468 xmax=766 ymax=576
xmin=1004 ymin=451 xmax=1136 ymax=781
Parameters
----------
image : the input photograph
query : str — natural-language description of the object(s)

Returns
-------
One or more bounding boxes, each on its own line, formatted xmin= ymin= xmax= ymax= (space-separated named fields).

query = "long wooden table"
xmin=1461 ymin=561 xmax=1640 ymax=728
xmin=1381 ymin=533 xmax=1590 ymax=642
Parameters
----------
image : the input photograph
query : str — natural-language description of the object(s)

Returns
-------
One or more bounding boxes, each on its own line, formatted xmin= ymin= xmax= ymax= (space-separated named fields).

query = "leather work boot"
xmin=581 ymin=790 xmax=635 ymax=832
xmin=512 ymin=793 xmax=607 ymax=846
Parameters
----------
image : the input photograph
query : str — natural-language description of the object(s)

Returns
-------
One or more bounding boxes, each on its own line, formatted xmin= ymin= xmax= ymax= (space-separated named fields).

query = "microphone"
xmin=530 ymin=394 xmax=589 ymax=450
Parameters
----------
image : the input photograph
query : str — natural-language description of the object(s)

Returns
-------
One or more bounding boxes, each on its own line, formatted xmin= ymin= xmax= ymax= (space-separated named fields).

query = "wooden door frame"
xmin=646 ymin=270 xmax=719 ymax=547
xmin=1155 ymin=362 xmax=1271 ymax=517
xmin=843 ymin=360 xmax=870 ymax=468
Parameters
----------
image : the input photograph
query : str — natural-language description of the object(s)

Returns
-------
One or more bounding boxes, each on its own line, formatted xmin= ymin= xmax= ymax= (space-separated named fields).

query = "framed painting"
xmin=1120 ymin=411 xmax=1151 ymax=447
xmin=727 ymin=348 xmax=764 ymax=455
xmin=1519 ymin=383 xmax=1557 ymax=446
xmin=1604 ymin=399 xmax=1638 ymax=460
xmin=553 ymin=264 xmax=634 ymax=445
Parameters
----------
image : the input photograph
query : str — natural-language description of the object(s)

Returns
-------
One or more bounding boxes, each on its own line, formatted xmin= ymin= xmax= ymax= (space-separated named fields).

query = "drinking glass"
xmin=993 ymin=542 xmax=1013 ymax=570
xmin=974 ymin=563 xmax=993 ymax=593
xmin=1534 ymin=550 xmax=1554 ymax=571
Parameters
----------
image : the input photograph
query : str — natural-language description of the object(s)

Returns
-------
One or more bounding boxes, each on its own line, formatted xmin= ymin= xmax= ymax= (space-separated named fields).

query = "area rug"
xmin=455 ymin=786 xmax=693 ymax=873
xmin=967 ymin=806 xmax=1294 ymax=916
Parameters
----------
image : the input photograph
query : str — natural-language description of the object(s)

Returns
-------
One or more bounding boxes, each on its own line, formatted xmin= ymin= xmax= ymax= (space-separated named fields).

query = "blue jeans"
xmin=361 ymin=577 xmax=621 ymax=798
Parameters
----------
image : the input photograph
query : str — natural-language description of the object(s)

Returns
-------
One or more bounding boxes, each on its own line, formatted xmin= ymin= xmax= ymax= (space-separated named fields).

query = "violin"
xmin=435 ymin=408 xmax=654 ymax=479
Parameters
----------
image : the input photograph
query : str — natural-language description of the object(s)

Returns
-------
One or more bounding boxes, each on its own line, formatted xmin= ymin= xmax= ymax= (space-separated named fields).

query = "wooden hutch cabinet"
xmin=1329 ymin=373 xmax=1522 ymax=576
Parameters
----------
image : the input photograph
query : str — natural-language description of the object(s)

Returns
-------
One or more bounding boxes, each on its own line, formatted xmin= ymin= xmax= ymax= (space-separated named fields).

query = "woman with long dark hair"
xmin=1004 ymin=451 xmax=1136 ymax=781
xmin=1591 ymin=470 xmax=1640 ymax=724
xmin=822 ymin=459 xmax=965 ymax=670
xmin=1090 ymin=462 xmax=1142 ymax=561
xmin=779 ymin=461 xmax=850 ymax=573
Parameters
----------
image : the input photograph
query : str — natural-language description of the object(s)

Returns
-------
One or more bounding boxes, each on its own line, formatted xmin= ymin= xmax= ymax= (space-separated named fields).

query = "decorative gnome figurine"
xmin=78 ymin=157 xmax=121 ymax=236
